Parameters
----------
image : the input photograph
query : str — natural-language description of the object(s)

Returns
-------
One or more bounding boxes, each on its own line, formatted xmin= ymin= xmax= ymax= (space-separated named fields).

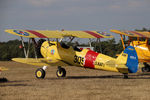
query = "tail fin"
xmin=123 ymin=46 xmax=138 ymax=73
xmin=117 ymin=46 xmax=138 ymax=73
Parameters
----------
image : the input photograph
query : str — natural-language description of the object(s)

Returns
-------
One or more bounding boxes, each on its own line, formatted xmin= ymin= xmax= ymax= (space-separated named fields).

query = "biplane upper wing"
xmin=110 ymin=29 xmax=150 ymax=38
xmin=12 ymin=58 xmax=70 ymax=66
xmin=5 ymin=29 xmax=113 ymax=38
xmin=0 ymin=67 xmax=8 ymax=71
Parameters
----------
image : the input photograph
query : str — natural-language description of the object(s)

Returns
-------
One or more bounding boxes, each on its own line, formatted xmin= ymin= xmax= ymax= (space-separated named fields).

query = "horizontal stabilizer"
xmin=105 ymin=60 xmax=129 ymax=73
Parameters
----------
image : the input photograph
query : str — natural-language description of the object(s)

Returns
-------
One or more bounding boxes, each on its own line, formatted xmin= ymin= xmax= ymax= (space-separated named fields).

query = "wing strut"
xmin=26 ymin=38 xmax=31 ymax=58
xmin=97 ymin=38 xmax=102 ymax=53
xmin=89 ymin=38 xmax=92 ymax=47
xmin=31 ymin=38 xmax=38 ymax=59
xmin=120 ymin=35 xmax=125 ymax=50
xmin=20 ymin=37 xmax=27 ymax=58
xmin=20 ymin=37 xmax=38 ymax=58
xmin=20 ymin=37 xmax=32 ymax=58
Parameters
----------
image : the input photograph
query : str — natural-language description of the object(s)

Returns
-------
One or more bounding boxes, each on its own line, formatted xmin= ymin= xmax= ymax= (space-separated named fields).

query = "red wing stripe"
xmin=129 ymin=31 xmax=146 ymax=37
xmin=26 ymin=30 xmax=48 ymax=38
xmin=84 ymin=31 xmax=103 ymax=38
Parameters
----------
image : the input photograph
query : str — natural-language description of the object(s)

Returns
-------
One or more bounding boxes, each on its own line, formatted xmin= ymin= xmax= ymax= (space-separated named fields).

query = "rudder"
xmin=123 ymin=46 xmax=138 ymax=73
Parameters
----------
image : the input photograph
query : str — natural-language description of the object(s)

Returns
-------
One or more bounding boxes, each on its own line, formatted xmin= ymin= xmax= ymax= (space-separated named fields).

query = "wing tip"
xmin=5 ymin=29 xmax=11 ymax=33
xmin=0 ymin=67 xmax=9 ymax=71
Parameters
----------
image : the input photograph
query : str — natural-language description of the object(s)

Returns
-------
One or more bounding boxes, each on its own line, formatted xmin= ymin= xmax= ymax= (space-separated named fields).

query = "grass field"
xmin=1 ymin=61 xmax=150 ymax=100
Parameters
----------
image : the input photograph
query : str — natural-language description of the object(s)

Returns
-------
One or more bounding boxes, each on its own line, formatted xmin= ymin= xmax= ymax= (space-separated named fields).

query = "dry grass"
xmin=1 ymin=61 xmax=150 ymax=100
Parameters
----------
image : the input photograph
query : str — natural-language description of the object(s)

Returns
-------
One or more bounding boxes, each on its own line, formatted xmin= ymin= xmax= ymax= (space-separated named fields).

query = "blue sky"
xmin=0 ymin=0 xmax=150 ymax=42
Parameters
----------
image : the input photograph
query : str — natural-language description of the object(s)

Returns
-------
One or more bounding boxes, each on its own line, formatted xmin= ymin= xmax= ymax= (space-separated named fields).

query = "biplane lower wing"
xmin=12 ymin=58 xmax=70 ymax=67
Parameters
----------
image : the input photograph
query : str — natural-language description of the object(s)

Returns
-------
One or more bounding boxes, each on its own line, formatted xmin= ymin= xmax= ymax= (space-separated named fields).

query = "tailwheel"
xmin=123 ymin=73 xmax=128 ymax=79
xmin=56 ymin=66 xmax=66 ymax=77
xmin=142 ymin=63 xmax=150 ymax=72
xmin=142 ymin=67 xmax=150 ymax=72
xmin=35 ymin=68 xmax=46 ymax=79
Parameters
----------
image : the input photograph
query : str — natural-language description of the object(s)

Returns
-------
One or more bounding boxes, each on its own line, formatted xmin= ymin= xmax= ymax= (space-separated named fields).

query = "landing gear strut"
xmin=123 ymin=73 xmax=128 ymax=79
xmin=56 ymin=66 xmax=66 ymax=77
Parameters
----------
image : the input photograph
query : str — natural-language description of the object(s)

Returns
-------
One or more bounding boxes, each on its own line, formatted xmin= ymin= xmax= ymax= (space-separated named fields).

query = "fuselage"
xmin=130 ymin=41 xmax=150 ymax=62
xmin=40 ymin=41 xmax=128 ymax=73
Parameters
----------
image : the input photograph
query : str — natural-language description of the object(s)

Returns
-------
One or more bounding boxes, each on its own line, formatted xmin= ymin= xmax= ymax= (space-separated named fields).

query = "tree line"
xmin=0 ymin=38 xmax=124 ymax=61
xmin=0 ymin=40 xmax=36 ymax=60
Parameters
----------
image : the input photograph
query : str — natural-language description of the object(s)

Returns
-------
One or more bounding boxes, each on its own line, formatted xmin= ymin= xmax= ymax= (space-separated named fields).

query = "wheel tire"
xmin=142 ymin=67 xmax=150 ymax=72
xmin=35 ymin=68 xmax=46 ymax=79
xmin=56 ymin=68 xmax=66 ymax=77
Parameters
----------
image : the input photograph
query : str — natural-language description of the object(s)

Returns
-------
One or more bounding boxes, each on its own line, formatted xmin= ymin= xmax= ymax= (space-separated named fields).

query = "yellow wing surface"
xmin=110 ymin=29 xmax=150 ymax=38
xmin=5 ymin=29 xmax=113 ymax=38
xmin=12 ymin=58 xmax=69 ymax=66
xmin=0 ymin=67 xmax=8 ymax=71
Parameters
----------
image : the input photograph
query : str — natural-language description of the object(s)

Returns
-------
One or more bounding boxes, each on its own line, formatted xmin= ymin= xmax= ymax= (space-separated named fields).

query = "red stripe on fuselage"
xmin=84 ymin=31 xmax=103 ymax=38
xmin=26 ymin=30 xmax=47 ymax=38
xmin=84 ymin=50 xmax=99 ymax=68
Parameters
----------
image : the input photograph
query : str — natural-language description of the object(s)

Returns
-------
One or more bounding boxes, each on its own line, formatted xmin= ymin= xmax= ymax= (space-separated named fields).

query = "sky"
xmin=0 ymin=0 xmax=150 ymax=42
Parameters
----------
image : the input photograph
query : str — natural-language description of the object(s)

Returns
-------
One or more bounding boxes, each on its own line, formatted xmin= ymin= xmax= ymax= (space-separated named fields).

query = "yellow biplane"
xmin=5 ymin=29 xmax=139 ymax=79
xmin=111 ymin=30 xmax=150 ymax=72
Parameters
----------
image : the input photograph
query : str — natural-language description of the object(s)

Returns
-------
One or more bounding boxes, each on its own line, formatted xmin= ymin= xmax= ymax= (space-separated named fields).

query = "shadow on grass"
xmin=7 ymin=80 xmax=30 ymax=83
xmin=0 ymin=84 xmax=31 ymax=87
xmin=46 ymin=73 xmax=150 ymax=80
xmin=0 ymin=77 xmax=31 ymax=83
xmin=66 ymin=75 xmax=123 ymax=79
xmin=138 ymin=72 xmax=150 ymax=76
xmin=0 ymin=78 xmax=32 ymax=87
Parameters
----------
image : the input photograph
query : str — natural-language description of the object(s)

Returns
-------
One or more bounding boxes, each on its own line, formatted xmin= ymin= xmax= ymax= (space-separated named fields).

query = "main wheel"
xmin=56 ymin=68 xmax=66 ymax=77
xmin=35 ymin=68 xmax=46 ymax=79
xmin=142 ymin=63 xmax=150 ymax=72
